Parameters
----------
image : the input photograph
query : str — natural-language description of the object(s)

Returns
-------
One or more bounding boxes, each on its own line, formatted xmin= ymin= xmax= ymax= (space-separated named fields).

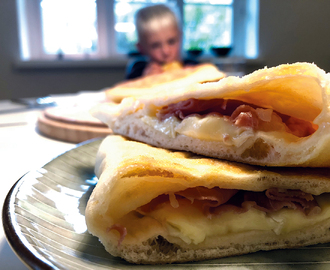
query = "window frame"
xmin=16 ymin=0 xmax=258 ymax=62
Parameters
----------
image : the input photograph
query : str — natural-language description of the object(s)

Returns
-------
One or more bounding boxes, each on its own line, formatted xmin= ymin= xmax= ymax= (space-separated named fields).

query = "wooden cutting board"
xmin=37 ymin=106 xmax=112 ymax=143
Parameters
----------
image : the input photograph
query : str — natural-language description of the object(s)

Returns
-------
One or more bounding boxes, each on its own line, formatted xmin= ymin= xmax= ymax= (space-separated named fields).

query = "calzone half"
xmin=92 ymin=62 xmax=330 ymax=167
xmin=86 ymin=135 xmax=330 ymax=264
xmin=104 ymin=63 xmax=225 ymax=103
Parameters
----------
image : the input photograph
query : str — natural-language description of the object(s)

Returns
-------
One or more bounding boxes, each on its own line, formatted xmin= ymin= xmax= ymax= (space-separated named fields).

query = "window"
xmin=41 ymin=0 xmax=98 ymax=55
xmin=16 ymin=0 xmax=258 ymax=61
xmin=183 ymin=0 xmax=233 ymax=51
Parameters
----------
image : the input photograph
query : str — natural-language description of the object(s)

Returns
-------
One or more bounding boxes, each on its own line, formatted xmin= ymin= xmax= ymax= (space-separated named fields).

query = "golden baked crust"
xmin=104 ymin=63 xmax=226 ymax=103
xmin=85 ymin=135 xmax=330 ymax=264
xmin=92 ymin=62 xmax=330 ymax=167
xmin=162 ymin=61 xmax=182 ymax=71
xmin=140 ymin=62 xmax=324 ymax=122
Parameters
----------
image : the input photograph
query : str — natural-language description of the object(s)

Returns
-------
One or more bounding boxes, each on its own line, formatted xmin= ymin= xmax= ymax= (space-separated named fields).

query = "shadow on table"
xmin=0 ymin=238 xmax=29 ymax=270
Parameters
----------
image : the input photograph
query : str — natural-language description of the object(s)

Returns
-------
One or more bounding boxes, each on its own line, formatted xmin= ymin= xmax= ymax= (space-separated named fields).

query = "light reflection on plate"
xmin=3 ymin=138 xmax=330 ymax=269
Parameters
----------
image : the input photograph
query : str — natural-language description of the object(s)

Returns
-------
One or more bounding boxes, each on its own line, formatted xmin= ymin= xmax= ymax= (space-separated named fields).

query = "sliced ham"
xmin=284 ymin=117 xmax=317 ymax=137
xmin=229 ymin=105 xmax=259 ymax=129
xmin=176 ymin=187 xmax=238 ymax=216
xmin=242 ymin=190 xmax=320 ymax=215
xmin=157 ymin=99 xmax=245 ymax=121
xmin=176 ymin=186 xmax=238 ymax=207
xmin=137 ymin=187 xmax=321 ymax=218
xmin=107 ymin=224 xmax=127 ymax=246
xmin=157 ymin=98 xmax=316 ymax=137
xmin=121 ymin=187 xmax=321 ymax=246
xmin=265 ymin=188 xmax=321 ymax=215
xmin=138 ymin=194 xmax=169 ymax=213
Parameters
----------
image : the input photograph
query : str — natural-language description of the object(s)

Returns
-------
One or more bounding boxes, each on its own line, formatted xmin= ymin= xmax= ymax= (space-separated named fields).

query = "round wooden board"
xmin=37 ymin=106 xmax=112 ymax=143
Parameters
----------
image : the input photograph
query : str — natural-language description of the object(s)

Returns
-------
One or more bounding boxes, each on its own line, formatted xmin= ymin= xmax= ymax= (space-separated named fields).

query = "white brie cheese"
xmin=146 ymin=194 xmax=330 ymax=245
xmin=141 ymin=115 xmax=300 ymax=147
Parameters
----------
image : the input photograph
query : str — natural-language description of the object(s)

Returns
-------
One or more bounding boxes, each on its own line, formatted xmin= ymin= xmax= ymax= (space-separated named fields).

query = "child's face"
xmin=137 ymin=23 xmax=181 ymax=65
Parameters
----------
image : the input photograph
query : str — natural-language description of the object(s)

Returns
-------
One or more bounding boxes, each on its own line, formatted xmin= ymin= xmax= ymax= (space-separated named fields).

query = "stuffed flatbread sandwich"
xmin=92 ymin=62 xmax=330 ymax=167
xmin=104 ymin=63 xmax=226 ymax=103
xmin=85 ymin=135 xmax=330 ymax=264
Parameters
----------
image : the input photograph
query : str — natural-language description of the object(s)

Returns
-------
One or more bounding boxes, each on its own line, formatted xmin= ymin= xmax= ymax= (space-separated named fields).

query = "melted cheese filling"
xmin=141 ymin=115 xmax=299 ymax=147
xmin=143 ymin=194 xmax=330 ymax=245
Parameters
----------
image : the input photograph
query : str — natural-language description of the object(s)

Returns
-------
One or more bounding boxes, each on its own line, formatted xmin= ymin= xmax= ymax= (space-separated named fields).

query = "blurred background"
xmin=1 ymin=0 xmax=330 ymax=100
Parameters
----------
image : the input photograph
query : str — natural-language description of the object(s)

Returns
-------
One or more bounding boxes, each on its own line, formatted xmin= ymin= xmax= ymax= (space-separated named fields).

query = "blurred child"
xmin=126 ymin=4 xmax=197 ymax=79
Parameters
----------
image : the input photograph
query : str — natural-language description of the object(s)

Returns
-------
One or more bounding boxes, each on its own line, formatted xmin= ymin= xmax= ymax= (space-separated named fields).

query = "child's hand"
xmin=143 ymin=62 xmax=164 ymax=76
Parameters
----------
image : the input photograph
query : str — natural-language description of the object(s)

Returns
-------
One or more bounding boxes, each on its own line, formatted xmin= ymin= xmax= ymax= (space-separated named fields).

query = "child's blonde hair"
xmin=135 ymin=4 xmax=180 ymax=41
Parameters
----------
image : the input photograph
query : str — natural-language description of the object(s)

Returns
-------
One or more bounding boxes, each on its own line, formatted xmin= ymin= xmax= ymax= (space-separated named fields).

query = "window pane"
xmin=184 ymin=0 xmax=232 ymax=4
xmin=183 ymin=4 xmax=232 ymax=51
xmin=114 ymin=2 xmax=141 ymax=54
xmin=114 ymin=0 xmax=177 ymax=54
xmin=40 ymin=0 xmax=98 ymax=55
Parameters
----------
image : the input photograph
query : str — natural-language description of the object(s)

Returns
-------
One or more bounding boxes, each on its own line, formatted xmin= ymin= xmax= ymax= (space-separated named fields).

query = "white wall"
xmin=258 ymin=0 xmax=330 ymax=70
xmin=0 ymin=1 xmax=126 ymax=100
xmin=1 ymin=0 xmax=330 ymax=100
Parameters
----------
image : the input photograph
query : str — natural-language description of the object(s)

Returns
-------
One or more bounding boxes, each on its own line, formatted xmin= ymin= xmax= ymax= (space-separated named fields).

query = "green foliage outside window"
xmin=183 ymin=4 xmax=231 ymax=51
